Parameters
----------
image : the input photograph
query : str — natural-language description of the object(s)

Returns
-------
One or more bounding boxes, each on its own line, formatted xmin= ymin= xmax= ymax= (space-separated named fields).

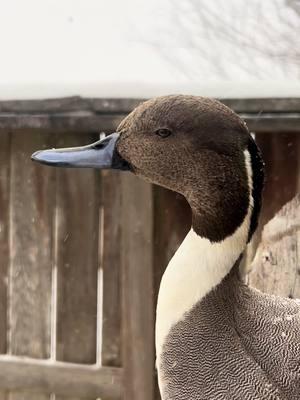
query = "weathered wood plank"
xmin=9 ymin=392 xmax=53 ymax=400
xmin=0 ymin=131 xmax=10 ymax=354
xmin=0 ymin=97 xmax=143 ymax=114
xmin=255 ymin=132 xmax=299 ymax=228
xmin=248 ymin=194 xmax=300 ymax=299
xmin=101 ymin=171 xmax=122 ymax=367
xmin=0 ymin=96 xmax=299 ymax=114
xmin=223 ymin=98 xmax=300 ymax=113
xmin=9 ymin=131 xmax=55 ymax=400
xmin=0 ymin=356 xmax=123 ymax=399
xmin=0 ymin=97 xmax=300 ymax=133
xmin=54 ymin=133 xmax=100 ymax=400
xmin=0 ymin=114 xmax=124 ymax=133
xmin=9 ymin=131 xmax=54 ymax=357
xmin=120 ymin=174 xmax=154 ymax=400
xmin=55 ymin=133 xmax=99 ymax=367
xmin=242 ymin=114 xmax=300 ymax=133
xmin=0 ymin=131 xmax=10 ymax=399
xmin=1 ymin=113 xmax=300 ymax=133
xmin=242 ymin=132 xmax=300 ymax=276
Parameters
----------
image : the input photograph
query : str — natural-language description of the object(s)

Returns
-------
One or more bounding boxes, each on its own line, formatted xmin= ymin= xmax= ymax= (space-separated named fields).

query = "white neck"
xmin=155 ymin=150 xmax=254 ymax=364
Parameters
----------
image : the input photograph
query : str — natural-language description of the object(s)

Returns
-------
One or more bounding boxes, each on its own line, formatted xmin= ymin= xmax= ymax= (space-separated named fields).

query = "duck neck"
xmin=156 ymin=150 xmax=255 ymax=362
xmin=156 ymin=209 xmax=251 ymax=361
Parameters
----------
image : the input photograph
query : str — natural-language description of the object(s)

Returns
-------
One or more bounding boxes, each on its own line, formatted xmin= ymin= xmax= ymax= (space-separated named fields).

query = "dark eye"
xmin=155 ymin=128 xmax=172 ymax=138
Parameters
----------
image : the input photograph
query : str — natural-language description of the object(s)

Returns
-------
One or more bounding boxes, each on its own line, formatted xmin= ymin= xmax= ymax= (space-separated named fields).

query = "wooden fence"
xmin=0 ymin=97 xmax=299 ymax=400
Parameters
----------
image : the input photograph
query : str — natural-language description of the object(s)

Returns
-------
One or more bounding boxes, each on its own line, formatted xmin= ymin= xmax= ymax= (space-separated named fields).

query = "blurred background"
xmin=0 ymin=0 xmax=299 ymax=399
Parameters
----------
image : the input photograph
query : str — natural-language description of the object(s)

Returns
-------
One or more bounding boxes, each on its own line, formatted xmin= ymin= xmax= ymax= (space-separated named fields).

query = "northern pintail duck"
xmin=32 ymin=95 xmax=300 ymax=400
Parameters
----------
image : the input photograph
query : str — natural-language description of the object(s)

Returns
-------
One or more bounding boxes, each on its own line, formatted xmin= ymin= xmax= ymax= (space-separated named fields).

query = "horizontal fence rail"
xmin=0 ymin=355 xmax=123 ymax=399
xmin=0 ymin=97 xmax=299 ymax=133
xmin=0 ymin=96 xmax=300 ymax=113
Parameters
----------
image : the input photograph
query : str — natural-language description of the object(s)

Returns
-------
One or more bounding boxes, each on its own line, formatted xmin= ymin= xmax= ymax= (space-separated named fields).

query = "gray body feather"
xmin=160 ymin=266 xmax=300 ymax=400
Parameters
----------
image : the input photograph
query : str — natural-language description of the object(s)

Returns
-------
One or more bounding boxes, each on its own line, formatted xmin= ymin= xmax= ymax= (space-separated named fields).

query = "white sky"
xmin=0 ymin=0 xmax=299 ymax=100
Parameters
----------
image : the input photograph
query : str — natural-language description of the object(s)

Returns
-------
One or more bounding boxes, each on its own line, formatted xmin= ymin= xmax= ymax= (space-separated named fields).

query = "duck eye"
xmin=155 ymin=128 xmax=172 ymax=138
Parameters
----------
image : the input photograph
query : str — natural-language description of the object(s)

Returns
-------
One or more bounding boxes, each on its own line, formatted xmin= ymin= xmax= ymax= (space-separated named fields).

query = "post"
xmin=121 ymin=174 xmax=155 ymax=400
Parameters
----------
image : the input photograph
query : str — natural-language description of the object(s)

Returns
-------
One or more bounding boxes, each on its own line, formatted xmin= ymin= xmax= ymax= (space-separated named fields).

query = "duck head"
xmin=32 ymin=95 xmax=264 ymax=243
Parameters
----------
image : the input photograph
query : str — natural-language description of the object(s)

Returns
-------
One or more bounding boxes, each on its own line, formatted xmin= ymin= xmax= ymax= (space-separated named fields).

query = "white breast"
xmin=155 ymin=150 xmax=254 ymax=385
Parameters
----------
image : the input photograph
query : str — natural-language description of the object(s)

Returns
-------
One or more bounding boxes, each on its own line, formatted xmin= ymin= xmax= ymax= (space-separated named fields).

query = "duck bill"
xmin=31 ymin=132 xmax=130 ymax=170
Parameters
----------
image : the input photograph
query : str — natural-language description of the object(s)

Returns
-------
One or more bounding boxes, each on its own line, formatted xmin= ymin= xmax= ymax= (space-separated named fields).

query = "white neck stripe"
xmin=156 ymin=150 xmax=254 ymax=365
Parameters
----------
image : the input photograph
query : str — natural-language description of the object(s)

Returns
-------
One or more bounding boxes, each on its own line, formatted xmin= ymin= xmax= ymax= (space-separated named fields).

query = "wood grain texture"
xmin=0 ymin=131 xmax=10 ymax=399
xmin=55 ymin=132 xmax=99 ymax=364
xmin=9 ymin=392 xmax=53 ymax=400
xmin=0 ymin=97 xmax=143 ymax=114
xmin=248 ymin=194 xmax=300 ymax=299
xmin=55 ymin=133 xmax=100 ymax=400
xmin=120 ymin=174 xmax=154 ymax=400
xmin=101 ymin=171 xmax=122 ymax=367
xmin=224 ymin=98 xmax=300 ymax=113
xmin=241 ymin=132 xmax=300 ymax=277
xmin=242 ymin=114 xmax=300 ymax=133
xmin=0 ymin=131 xmax=10 ymax=355
xmin=1 ymin=114 xmax=300 ymax=134
xmin=9 ymin=131 xmax=54 ymax=357
xmin=0 ymin=97 xmax=299 ymax=114
xmin=1 ymin=97 xmax=300 ymax=134
xmin=9 ymin=131 xmax=55 ymax=400
xmin=0 ymin=114 xmax=124 ymax=133
xmin=256 ymin=132 xmax=299 ymax=229
xmin=0 ymin=356 xmax=122 ymax=400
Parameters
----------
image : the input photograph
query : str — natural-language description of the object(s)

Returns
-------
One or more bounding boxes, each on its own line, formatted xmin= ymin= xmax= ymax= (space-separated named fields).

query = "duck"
xmin=32 ymin=95 xmax=300 ymax=400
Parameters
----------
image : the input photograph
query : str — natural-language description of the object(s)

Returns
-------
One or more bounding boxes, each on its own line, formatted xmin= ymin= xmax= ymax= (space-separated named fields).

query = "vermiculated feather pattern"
xmin=159 ymin=267 xmax=300 ymax=400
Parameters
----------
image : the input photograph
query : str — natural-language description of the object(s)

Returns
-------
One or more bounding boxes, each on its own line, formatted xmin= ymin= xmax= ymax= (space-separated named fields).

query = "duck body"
xmin=158 ymin=263 xmax=300 ymax=400
xmin=31 ymin=95 xmax=300 ymax=400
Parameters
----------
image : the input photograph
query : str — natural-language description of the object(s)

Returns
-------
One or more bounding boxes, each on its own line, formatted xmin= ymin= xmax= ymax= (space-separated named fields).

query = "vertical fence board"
xmin=121 ymin=174 xmax=154 ymax=400
xmin=243 ymin=132 xmax=300 ymax=273
xmin=101 ymin=171 xmax=122 ymax=367
xmin=9 ymin=131 xmax=55 ymax=400
xmin=0 ymin=131 xmax=9 ymax=353
xmin=0 ymin=131 xmax=10 ymax=399
xmin=55 ymin=133 xmax=99 ymax=400
xmin=256 ymin=132 xmax=299 ymax=228
xmin=249 ymin=194 xmax=300 ymax=298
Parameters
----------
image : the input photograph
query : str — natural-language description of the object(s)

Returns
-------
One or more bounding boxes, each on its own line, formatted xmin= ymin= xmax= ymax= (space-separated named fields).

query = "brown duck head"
xmin=32 ymin=95 xmax=264 ymax=243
